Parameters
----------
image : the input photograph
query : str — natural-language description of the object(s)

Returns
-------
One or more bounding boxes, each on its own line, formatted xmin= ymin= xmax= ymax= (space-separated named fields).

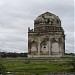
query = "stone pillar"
xmin=60 ymin=41 xmax=64 ymax=55
xmin=62 ymin=37 xmax=65 ymax=55
xmin=59 ymin=44 xmax=62 ymax=54
xmin=49 ymin=35 xmax=51 ymax=55
xmin=59 ymin=37 xmax=63 ymax=55
xmin=38 ymin=37 xmax=40 ymax=55
xmin=28 ymin=40 xmax=30 ymax=55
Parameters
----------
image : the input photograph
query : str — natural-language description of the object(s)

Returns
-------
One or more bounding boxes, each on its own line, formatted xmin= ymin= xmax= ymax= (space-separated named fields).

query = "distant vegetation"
xmin=0 ymin=52 xmax=28 ymax=58
xmin=65 ymin=53 xmax=75 ymax=56
xmin=0 ymin=52 xmax=75 ymax=58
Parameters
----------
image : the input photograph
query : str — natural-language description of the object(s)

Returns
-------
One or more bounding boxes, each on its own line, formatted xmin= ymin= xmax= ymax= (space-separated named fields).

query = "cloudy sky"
xmin=0 ymin=0 xmax=74 ymax=53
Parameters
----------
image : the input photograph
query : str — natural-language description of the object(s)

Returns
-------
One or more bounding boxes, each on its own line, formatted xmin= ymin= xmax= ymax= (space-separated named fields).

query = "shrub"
xmin=0 ymin=63 xmax=6 ymax=75
xmin=24 ymin=60 xmax=30 ymax=64
xmin=67 ymin=58 xmax=75 ymax=71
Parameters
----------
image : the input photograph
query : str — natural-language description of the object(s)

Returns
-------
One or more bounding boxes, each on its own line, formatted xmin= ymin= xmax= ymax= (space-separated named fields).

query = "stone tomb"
xmin=28 ymin=12 xmax=65 ymax=57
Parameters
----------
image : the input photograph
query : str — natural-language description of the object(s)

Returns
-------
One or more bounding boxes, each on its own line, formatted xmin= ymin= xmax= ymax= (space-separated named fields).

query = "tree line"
xmin=0 ymin=52 xmax=28 ymax=58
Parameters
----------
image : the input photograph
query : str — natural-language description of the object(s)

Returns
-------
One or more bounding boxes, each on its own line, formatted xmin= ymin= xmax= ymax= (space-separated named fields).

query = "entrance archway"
xmin=40 ymin=41 xmax=49 ymax=55
xmin=51 ymin=42 xmax=59 ymax=55
xmin=31 ymin=41 xmax=37 ymax=54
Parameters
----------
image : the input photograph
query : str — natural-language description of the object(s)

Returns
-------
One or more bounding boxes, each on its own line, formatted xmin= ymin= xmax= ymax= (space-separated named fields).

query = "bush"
xmin=0 ymin=63 xmax=6 ymax=75
xmin=67 ymin=58 xmax=75 ymax=71
xmin=24 ymin=60 xmax=30 ymax=64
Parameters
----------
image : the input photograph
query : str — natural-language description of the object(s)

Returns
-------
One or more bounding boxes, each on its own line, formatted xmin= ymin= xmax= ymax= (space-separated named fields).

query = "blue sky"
xmin=0 ymin=0 xmax=74 ymax=53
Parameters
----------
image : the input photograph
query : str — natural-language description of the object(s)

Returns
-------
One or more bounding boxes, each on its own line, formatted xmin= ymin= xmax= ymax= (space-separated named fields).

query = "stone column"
xmin=59 ymin=44 xmax=61 ymax=54
xmin=62 ymin=37 xmax=65 ymax=55
xmin=38 ymin=37 xmax=40 ymax=55
xmin=59 ymin=36 xmax=65 ymax=55
xmin=49 ymin=35 xmax=51 ymax=55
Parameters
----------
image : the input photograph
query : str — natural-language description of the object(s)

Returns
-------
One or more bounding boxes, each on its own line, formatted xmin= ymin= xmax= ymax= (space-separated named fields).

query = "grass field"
xmin=0 ymin=57 xmax=74 ymax=74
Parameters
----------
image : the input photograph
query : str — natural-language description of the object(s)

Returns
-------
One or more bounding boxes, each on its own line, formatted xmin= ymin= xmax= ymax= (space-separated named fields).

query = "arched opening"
xmin=51 ymin=42 xmax=59 ymax=55
xmin=31 ymin=41 xmax=37 ymax=55
xmin=40 ymin=41 xmax=49 ymax=55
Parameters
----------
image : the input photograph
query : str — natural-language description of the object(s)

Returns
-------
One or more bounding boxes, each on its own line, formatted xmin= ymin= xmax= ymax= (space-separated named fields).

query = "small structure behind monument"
xmin=28 ymin=12 xmax=65 ymax=57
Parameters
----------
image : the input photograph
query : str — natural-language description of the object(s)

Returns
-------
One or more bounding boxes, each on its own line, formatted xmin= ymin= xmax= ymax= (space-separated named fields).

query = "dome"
xmin=34 ymin=12 xmax=61 ymax=26
xmin=33 ymin=12 xmax=63 ymax=32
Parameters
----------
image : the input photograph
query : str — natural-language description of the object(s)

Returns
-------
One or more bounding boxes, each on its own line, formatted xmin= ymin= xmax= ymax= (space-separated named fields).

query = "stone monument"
xmin=28 ymin=12 xmax=65 ymax=57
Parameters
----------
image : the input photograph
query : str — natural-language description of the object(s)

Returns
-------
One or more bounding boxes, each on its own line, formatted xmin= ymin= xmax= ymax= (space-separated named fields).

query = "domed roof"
xmin=34 ymin=12 xmax=61 ymax=25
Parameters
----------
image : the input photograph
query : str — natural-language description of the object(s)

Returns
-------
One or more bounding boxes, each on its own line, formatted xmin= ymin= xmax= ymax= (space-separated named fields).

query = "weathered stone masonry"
xmin=28 ymin=12 xmax=65 ymax=57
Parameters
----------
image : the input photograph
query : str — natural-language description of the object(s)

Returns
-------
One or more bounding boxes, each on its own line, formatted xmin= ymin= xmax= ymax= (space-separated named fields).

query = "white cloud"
xmin=0 ymin=0 xmax=74 ymax=53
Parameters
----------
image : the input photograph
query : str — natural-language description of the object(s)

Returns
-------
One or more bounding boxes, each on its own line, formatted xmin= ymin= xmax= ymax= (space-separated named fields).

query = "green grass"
xmin=61 ymin=55 xmax=75 ymax=58
xmin=0 ymin=58 xmax=72 ymax=73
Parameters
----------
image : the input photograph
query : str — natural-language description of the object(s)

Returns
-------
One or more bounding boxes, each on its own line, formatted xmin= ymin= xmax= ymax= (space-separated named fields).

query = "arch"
xmin=40 ymin=41 xmax=49 ymax=55
xmin=31 ymin=41 xmax=38 ymax=54
xmin=51 ymin=42 xmax=59 ymax=55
